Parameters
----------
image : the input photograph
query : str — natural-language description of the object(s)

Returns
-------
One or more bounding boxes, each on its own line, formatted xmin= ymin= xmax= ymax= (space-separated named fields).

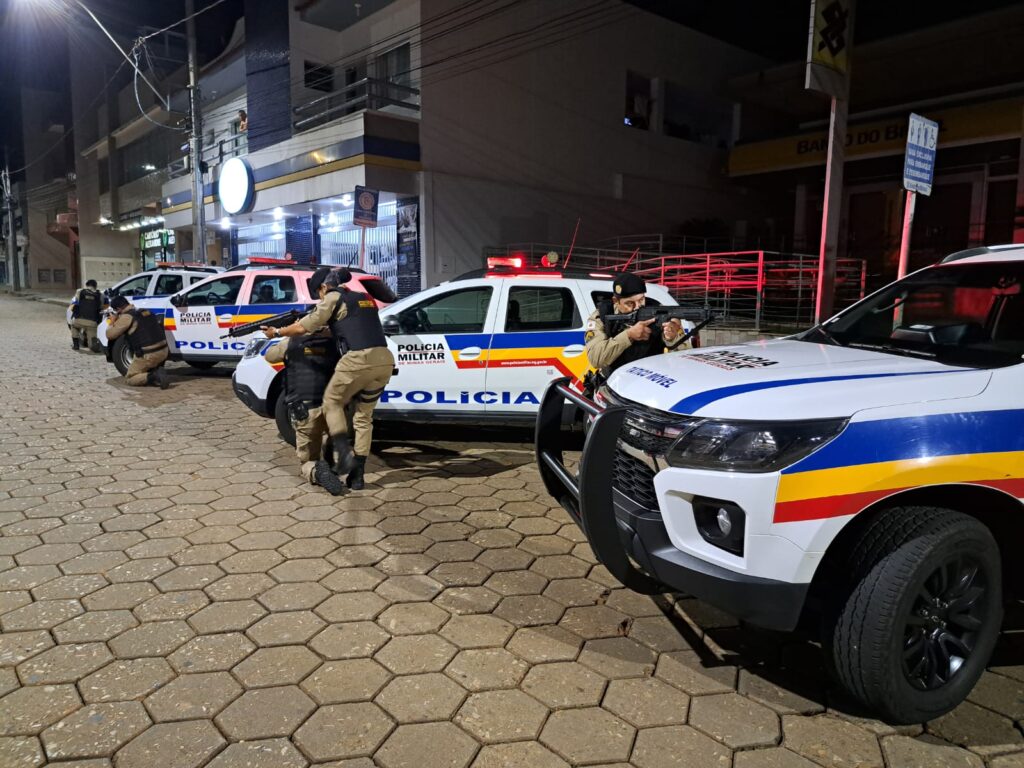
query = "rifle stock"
xmin=220 ymin=308 xmax=310 ymax=339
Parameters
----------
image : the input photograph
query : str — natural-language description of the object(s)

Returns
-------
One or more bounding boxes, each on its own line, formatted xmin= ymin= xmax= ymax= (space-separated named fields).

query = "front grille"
xmin=612 ymin=451 xmax=659 ymax=511
xmin=619 ymin=424 xmax=675 ymax=456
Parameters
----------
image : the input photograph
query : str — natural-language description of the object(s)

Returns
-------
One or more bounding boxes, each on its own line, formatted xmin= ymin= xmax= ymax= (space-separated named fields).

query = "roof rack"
xmin=155 ymin=262 xmax=218 ymax=271
xmin=225 ymin=261 xmax=371 ymax=273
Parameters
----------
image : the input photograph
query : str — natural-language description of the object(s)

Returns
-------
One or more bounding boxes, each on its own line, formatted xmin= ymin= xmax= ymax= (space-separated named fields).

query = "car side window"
xmin=155 ymin=274 xmax=183 ymax=295
xmin=181 ymin=275 xmax=246 ymax=307
xmin=249 ymin=275 xmax=297 ymax=304
xmin=398 ymin=287 xmax=492 ymax=334
xmin=505 ymin=287 xmax=581 ymax=331
xmin=114 ymin=274 xmax=151 ymax=297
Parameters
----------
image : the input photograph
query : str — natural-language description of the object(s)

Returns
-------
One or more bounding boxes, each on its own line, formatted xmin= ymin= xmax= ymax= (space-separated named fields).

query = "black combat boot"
xmin=148 ymin=368 xmax=169 ymax=390
xmin=314 ymin=459 xmax=344 ymax=496
xmin=89 ymin=338 xmax=102 ymax=353
xmin=331 ymin=435 xmax=356 ymax=475
xmin=346 ymin=456 xmax=367 ymax=490
xmin=72 ymin=337 xmax=80 ymax=350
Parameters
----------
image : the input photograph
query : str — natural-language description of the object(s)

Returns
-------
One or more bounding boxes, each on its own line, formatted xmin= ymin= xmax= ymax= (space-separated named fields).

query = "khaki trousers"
xmin=323 ymin=347 xmax=394 ymax=456
xmin=125 ymin=347 xmax=169 ymax=386
xmin=294 ymin=405 xmax=329 ymax=482
xmin=72 ymin=319 xmax=98 ymax=348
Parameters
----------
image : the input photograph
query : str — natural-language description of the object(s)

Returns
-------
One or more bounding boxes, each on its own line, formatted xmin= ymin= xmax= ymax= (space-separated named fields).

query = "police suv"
xmin=232 ymin=259 xmax=696 ymax=439
xmin=97 ymin=260 xmax=386 ymax=374
xmin=538 ymin=244 xmax=1024 ymax=723
xmin=65 ymin=263 xmax=222 ymax=326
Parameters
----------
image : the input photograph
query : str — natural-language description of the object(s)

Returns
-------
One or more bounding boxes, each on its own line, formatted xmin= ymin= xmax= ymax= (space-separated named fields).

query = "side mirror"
xmin=382 ymin=316 xmax=400 ymax=336
xmin=170 ymin=294 xmax=184 ymax=308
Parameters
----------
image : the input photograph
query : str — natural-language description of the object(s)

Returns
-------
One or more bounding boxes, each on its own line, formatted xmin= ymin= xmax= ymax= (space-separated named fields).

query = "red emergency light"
xmin=487 ymin=256 xmax=524 ymax=269
xmin=246 ymin=257 xmax=297 ymax=265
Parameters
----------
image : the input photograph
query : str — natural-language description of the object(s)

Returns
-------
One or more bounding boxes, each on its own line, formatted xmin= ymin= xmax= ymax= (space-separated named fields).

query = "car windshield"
xmin=799 ymin=261 xmax=1024 ymax=369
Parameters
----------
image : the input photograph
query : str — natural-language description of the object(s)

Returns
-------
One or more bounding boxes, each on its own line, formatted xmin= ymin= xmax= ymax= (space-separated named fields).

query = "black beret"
xmin=308 ymin=266 xmax=332 ymax=294
xmin=110 ymin=295 xmax=129 ymax=310
xmin=325 ymin=267 xmax=352 ymax=288
xmin=613 ymin=273 xmax=646 ymax=298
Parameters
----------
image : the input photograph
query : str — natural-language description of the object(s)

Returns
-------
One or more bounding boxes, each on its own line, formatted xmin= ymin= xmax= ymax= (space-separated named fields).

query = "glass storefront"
xmin=140 ymin=229 xmax=176 ymax=270
xmin=235 ymin=221 xmax=287 ymax=261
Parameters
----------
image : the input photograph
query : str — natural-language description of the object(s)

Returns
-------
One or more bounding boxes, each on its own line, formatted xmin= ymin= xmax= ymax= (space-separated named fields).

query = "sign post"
xmin=353 ymin=186 xmax=379 ymax=271
xmin=805 ymin=0 xmax=855 ymax=324
xmin=897 ymin=112 xmax=939 ymax=280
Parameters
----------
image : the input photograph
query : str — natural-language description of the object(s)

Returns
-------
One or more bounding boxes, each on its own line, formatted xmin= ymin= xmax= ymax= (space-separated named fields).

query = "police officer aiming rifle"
xmin=583 ymin=272 xmax=688 ymax=394
xmin=106 ymin=295 xmax=170 ymax=389
xmin=263 ymin=267 xmax=397 ymax=490
xmin=69 ymin=279 xmax=106 ymax=352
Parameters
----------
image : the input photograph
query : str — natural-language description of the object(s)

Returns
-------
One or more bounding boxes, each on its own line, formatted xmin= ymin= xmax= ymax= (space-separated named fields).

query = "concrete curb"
xmin=1 ymin=291 xmax=68 ymax=307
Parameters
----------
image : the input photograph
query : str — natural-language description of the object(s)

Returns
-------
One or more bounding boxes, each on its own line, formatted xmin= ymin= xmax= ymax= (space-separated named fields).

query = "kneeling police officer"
xmin=263 ymin=267 xmax=397 ymax=490
xmin=264 ymin=329 xmax=344 ymax=496
xmin=584 ymin=272 xmax=686 ymax=382
xmin=106 ymin=295 xmax=170 ymax=389
xmin=70 ymin=279 xmax=105 ymax=352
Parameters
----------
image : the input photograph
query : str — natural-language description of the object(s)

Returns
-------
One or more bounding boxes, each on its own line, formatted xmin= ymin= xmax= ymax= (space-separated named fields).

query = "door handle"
xmin=562 ymin=344 xmax=585 ymax=358
xmin=459 ymin=346 xmax=482 ymax=360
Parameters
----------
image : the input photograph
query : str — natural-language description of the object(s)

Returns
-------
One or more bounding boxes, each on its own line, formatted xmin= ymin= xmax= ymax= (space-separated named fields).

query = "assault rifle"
xmin=601 ymin=305 xmax=717 ymax=346
xmin=221 ymin=308 xmax=312 ymax=339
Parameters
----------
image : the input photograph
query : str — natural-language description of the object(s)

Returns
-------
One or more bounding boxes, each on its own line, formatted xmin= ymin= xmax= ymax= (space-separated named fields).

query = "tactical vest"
xmin=76 ymin=289 xmax=102 ymax=322
xmin=126 ymin=308 xmax=166 ymax=354
xmin=328 ymin=289 xmax=387 ymax=352
xmin=598 ymin=300 xmax=667 ymax=374
xmin=284 ymin=335 xmax=340 ymax=407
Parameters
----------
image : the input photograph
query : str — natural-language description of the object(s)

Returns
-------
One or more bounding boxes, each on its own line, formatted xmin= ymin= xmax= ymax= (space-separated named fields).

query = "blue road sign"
xmin=353 ymin=186 xmax=379 ymax=228
xmin=903 ymin=113 xmax=939 ymax=196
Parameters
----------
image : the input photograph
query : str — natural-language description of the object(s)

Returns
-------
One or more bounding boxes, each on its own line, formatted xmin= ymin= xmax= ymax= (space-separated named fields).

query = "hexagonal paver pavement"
xmin=0 ymin=296 xmax=1015 ymax=768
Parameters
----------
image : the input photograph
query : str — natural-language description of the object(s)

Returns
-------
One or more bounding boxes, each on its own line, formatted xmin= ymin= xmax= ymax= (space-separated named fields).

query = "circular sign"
xmin=218 ymin=157 xmax=256 ymax=215
xmin=358 ymin=191 xmax=375 ymax=211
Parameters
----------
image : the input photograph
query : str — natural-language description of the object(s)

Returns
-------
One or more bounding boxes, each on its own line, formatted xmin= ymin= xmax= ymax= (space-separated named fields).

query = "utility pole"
xmin=186 ymin=0 xmax=207 ymax=263
xmin=2 ymin=150 xmax=20 ymax=291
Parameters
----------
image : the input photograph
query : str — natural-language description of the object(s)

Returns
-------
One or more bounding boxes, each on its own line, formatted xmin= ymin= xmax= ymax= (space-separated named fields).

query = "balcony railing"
xmin=167 ymin=129 xmax=248 ymax=179
xmin=293 ymin=77 xmax=420 ymax=132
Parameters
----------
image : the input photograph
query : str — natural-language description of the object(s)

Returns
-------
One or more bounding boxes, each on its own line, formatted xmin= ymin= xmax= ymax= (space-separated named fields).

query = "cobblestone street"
xmin=3 ymin=294 xmax=1024 ymax=768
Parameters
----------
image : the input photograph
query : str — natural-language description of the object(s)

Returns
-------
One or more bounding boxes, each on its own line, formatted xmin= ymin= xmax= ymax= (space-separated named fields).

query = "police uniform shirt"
xmin=106 ymin=309 xmax=167 ymax=352
xmin=584 ymin=307 xmax=686 ymax=371
xmin=299 ymin=291 xmax=345 ymax=333
xmin=263 ymin=337 xmax=289 ymax=365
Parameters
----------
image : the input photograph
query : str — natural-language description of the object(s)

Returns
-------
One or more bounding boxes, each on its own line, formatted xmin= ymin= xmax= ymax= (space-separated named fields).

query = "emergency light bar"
xmin=487 ymin=256 xmax=524 ymax=269
xmin=246 ymin=258 xmax=297 ymax=265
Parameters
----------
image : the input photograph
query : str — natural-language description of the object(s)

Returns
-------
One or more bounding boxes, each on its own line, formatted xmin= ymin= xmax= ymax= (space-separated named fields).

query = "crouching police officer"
xmin=264 ymin=267 xmax=397 ymax=490
xmin=264 ymin=331 xmax=344 ymax=496
xmin=584 ymin=273 xmax=686 ymax=388
xmin=106 ymin=295 xmax=170 ymax=389
xmin=70 ymin=279 xmax=105 ymax=352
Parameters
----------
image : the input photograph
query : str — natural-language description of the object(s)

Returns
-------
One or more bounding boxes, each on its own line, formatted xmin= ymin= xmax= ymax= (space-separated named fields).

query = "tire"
xmin=186 ymin=360 xmax=217 ymax=370
xmin=275 ymin=392 xmax=296 ymax=447
xmin=111 ymin=336 xmax=134 ymax=377
xmin=822 ymin=506 xmax=1002 ymax=724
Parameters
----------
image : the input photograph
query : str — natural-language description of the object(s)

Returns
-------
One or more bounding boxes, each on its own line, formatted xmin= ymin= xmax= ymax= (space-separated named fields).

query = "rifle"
xmin=602 ymin=305 xmax=717 ymax=346
xmin=220 ymin=308 xmax=311 ymax=339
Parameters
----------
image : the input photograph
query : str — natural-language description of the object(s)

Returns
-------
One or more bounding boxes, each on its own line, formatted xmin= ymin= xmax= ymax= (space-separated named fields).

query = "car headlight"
xmin=243 ymin=338 xmax=270 ymax=359
xmin=665 ymin=418 xmax=846 ymax=472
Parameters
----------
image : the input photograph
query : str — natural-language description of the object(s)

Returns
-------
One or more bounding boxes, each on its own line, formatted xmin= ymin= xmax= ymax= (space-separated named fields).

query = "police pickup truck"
xmin=537 ymin=244 xmax=1024 ymax=723
xmin=97 ymin=260 xmax=387 ymax=374
xmin=232 ymin=259 xmax=696 ymax=440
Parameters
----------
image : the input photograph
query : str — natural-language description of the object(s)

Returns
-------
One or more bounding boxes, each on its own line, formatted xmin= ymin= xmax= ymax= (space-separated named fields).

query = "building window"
xmin=625 ymin=71 xmax=652 ymax=130
xmin=38 ymin=269 xmax=51 ymax=283
xmin=305 ymin=61 xmax=334 ymax=93
xmin=53 ymin=269 xmax=67 ymax=284
xmin=374 ymin=43 xmax=412 ymax=106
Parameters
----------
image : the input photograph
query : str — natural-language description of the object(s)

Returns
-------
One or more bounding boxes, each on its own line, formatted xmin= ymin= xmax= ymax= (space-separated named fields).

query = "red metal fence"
xmin=485 ymin=243 xmax=867 ymax=330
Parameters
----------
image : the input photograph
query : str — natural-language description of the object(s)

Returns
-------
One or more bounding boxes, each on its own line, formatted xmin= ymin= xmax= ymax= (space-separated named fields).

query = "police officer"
xmin=106 ymin=295 xmax=170 ymax=389
xmin=263 ymin=267 xmax=397 ymax=490
xmin=264 ymin=331 xmax=344 ymax=496
xmin=584 ymin=272 xmax=686 ymax=377
xmin=69 ymin=279 xmax=105 ymax=351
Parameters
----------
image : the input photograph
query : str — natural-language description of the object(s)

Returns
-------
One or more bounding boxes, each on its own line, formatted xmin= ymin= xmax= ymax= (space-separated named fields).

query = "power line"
xmin=136 ymin=0 xmax=233 ymax=43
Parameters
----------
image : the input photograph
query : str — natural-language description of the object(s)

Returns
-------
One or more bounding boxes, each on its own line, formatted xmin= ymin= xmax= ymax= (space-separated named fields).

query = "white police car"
xmin=232 ymin=260 xmax=696 ymax=440
xmin=538 ymin=244 xmax=1024 ymax=724
xmin=65 ymin=263 xmax=221 ymax=325
xmin=97 ymin=259 xmax=385 ymax=375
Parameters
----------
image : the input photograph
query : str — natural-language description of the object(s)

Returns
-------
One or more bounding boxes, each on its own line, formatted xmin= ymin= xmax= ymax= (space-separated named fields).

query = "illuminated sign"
xmin=218 ymin=158 xmax=256 ymax=215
